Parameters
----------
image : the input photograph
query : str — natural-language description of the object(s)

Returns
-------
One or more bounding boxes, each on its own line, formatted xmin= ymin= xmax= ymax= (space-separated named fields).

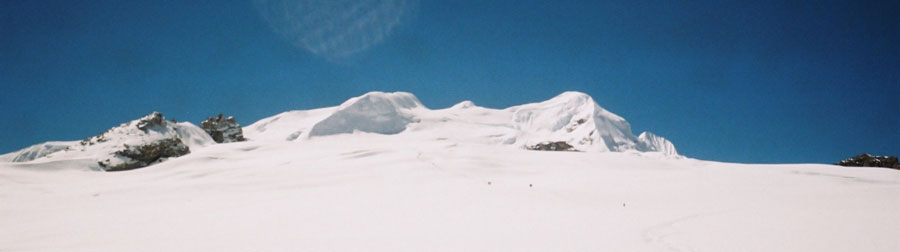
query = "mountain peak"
xmin=3 ymin=91 xmax=680 ymax=171
xmin=450 ymin=100 xmax=476 ymax=109
xmin=135 ymin=111 xmax=167 ymax=131
xmin=549 ymin=91 xmax=593 ymax=102
xmin=340 ymin=91 xmax=424 ymax=110
xmin=309 ymin=91 xmax=424 ymax=137
xmin=638 ymin=132 xmax=678 ymax=156
xmin=245 ymin=91 xmax=678 ymax=156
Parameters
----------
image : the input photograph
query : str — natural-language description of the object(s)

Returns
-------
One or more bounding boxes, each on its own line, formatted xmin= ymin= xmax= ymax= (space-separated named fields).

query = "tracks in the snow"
xmin=642 ymin=210 xmax=731 ymax=252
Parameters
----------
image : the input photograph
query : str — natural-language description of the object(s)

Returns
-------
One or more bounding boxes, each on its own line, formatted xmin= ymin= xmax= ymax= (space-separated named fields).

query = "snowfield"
xmin=1 ymin=92 xmax=898 ymax=251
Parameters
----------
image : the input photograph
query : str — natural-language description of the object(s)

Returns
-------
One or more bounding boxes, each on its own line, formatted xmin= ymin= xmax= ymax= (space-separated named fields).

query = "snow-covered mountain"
xmin=2 ymin=91 xmax=897 ymax=252
xmin=245 ymin=91 xmax=678 ymax=155
xmin=1 ymin=112 xmax=214 ymax=171
xmin=3 ymin=91 xmax=677 ymax=171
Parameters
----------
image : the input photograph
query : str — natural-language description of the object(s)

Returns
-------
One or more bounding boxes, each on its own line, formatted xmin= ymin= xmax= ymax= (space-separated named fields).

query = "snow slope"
xmin=243 ymin=107 xmax=337 ymax=141
xmin=309 ymin=91 xmax=425 ymax=137
xmin=1 ymin=133 xmax=898 ymax=251
xmin=0 ymin=141 xmax=76 ymax=163
xmin=1 ymin=91 xmax=898 ymax=251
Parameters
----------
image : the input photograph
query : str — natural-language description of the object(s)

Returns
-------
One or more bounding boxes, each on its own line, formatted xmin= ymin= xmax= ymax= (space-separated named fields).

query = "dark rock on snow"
xmin=136 ymin=111 xmax=167 ymax=131
xmin=100 ymin=138 xmax=190 ymax=171
xmin=528 ymin=141 xmax=576 ymax=151
xmin=94 ymin=112 xmax=192 ymax=172
xmin=200 ymin=114 xmax=246 ymax=143
xmin=85 ymin=112 xmax=169 ymax=146
xmin=836 ymin=154 xmax=900 ymax=169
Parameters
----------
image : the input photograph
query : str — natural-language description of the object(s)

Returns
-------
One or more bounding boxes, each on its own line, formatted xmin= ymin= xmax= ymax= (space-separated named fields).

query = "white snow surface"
xmin=2 ymin=91 xmax=899 ymax=251
xmin=1 ymin=135 xmax=898 ymax=251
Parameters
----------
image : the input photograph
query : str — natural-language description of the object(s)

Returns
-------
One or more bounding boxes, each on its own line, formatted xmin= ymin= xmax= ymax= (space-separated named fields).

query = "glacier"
xmin=1 ymin=91 xmax=897 ymax=252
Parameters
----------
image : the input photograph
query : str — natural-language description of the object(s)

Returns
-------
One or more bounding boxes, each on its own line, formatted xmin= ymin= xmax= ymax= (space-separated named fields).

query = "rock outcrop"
xmin=835 ymin=154 xmax=899 ymax=169
xmin=100 ymin=138 xmax=190 ymax=171
xmin=136 ymin=111 xmax=166 ymax=131
xmin=88 ymin=112 xmax=199 ymax=171
xmin=200 ymin=114 xmax=246 ymax=143
xmin=528 ymin=141 xmax=576 ymax=151
xmin=1 ymin=111 xmax=214 ymax=171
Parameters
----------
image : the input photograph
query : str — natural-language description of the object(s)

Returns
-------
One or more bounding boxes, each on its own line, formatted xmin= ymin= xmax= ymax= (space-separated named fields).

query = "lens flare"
xmin=255 ymin=0 xmax=415 ymax=61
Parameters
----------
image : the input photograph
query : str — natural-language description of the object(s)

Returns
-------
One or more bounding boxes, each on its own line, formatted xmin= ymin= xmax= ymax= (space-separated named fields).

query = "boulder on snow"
xmin=82 ymin=111 xmax=171 ymax=146
xmin=528 ymin=141 xmax=576 ymax=151
xmin=90 ymin=112 xmax=195 ymax=171
xmin=200 ymin=114 xmax=246 ymax=143
xmin=99 ymin=138 xmax=190 ymax=171
xmin=835 ymin=154 xmax=899 ymax=169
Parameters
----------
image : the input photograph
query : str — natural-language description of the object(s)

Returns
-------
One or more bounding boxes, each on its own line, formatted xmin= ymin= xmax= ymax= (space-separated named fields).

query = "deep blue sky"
xmin=1 ymin=0 xmax=898 ymax=164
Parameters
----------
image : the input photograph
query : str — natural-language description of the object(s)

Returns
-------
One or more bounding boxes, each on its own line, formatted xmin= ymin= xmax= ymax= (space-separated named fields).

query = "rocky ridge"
xmin=1 ymin=112 xmax=215 ymax=171
xmin=88 ymin=112 xmax=197 ymax=171
xmin=836 ymin=154 xmax=899 ymax=169
xmin=200 ymin=114 xmax=246 ymax=143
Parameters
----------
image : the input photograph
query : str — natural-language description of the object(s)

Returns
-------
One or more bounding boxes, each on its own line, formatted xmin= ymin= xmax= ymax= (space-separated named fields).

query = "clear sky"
xmin=1 ymin=0 xmax=898 ymax=164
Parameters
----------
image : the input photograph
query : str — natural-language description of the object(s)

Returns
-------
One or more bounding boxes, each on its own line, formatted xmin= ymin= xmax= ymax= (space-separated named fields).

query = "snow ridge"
xmin=248 ymin=91 xmax=679 ymax=156
xmin=0 ymin=141 xmax=75 ymax=163
xmin=638 ymin=132 xmax=679 ymax=156
xmin=1 ymin=91 xmax=680 ymax=170
xmin=308 ymin=91 xmax=425 ymax=137
xmin=508 ymin=91 xmax=641 ymax=152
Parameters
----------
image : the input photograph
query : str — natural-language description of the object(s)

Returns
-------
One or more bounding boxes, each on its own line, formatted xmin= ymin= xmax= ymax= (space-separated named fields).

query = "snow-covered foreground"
xmin=2 ymin=91 xmax=898 ymax=251
xmin=2 ymin=133 xmax=898 ymax=251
